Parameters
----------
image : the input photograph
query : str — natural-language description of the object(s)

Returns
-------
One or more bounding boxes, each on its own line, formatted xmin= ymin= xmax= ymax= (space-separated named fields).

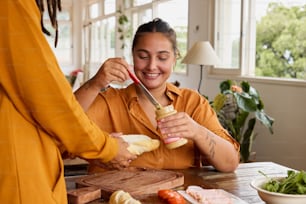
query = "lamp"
xmin=182 ymin=41 xmax=220 ymax=93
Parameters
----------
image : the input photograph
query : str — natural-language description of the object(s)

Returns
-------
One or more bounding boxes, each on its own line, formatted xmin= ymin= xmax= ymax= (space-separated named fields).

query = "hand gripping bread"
xmin=120 ymin=134 xmax=160 ymax=155
xmin=109 ymin=190 xmax=141 ymax=204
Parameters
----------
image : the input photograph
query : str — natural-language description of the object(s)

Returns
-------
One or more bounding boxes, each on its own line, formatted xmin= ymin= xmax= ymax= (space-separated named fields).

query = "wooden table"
xmin=65 ymin=162 xmax=293 ymax=204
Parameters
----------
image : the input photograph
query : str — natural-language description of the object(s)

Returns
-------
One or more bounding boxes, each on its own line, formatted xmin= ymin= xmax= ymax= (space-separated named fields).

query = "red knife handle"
xmin=127 ymin=69 xmax=140 ymax=84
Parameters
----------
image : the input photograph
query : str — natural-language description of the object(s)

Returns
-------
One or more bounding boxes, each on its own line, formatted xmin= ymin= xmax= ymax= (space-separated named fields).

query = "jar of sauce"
xmin=156 ymin=105 xmax=188 ymax=149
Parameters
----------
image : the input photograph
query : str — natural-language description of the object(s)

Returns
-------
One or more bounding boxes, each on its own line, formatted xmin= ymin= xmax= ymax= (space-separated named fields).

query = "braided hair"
xmin=35 ymin=0 xmax=62 ymax=47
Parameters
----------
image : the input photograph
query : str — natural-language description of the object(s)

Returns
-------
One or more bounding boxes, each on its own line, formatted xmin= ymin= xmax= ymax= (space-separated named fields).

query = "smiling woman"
xmin=48 ymin=0 xmax=188 ymax=82
xmin=74 ymin=18 xmax=240 ymax=174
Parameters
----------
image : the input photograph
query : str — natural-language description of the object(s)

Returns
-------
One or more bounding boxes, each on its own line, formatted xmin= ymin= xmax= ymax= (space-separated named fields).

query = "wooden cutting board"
xmin=68 ymin=168 xmax=184 ymax=203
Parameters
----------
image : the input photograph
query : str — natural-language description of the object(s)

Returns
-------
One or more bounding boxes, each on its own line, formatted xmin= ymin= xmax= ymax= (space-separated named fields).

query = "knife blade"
xmin=127 ymin=68 xmax=162 ymax=110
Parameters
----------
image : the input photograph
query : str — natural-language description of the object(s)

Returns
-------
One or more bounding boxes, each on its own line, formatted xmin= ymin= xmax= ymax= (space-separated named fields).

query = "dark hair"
xmin=132 ymin=18 xmax=180 ymax=58
xmin=35 ymin=0 xmax=62 ymax=47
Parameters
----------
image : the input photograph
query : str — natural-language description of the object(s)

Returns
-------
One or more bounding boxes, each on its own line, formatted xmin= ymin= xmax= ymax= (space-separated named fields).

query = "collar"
xmin=125 ymin=82 xmax=182 ymax=105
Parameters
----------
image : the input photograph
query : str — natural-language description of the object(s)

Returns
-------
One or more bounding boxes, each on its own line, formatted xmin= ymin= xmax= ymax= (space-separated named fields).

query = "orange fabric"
xmin=0 ymin=0 xmax=117 ymax=203
xmin=87 ymin=83 xmax=240 ymax=173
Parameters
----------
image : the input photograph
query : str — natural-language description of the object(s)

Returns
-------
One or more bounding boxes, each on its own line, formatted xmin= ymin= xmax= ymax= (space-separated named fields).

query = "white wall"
xmin=169 ymin=0 xmax=306 ymax=170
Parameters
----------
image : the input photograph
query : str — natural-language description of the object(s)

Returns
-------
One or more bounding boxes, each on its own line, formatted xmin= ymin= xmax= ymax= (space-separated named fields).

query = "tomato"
xmin=158 ymin=189 xmax=186 ymax=204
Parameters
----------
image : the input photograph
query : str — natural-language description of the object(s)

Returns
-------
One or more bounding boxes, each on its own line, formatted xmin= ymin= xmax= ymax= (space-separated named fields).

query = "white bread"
xmin=109 ymin=190 xmax=141 ymax=204
xmin=121 ymin=134 xmax=160 ymax=155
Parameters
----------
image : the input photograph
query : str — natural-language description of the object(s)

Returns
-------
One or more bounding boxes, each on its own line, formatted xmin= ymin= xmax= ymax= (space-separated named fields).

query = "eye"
xmin=158 ymin=53 xmax=170 ymax=61
xmin=137 ymin=51 xmax=149 ymax=59
xmin=139 ymin=55 xmax=149 ymax=59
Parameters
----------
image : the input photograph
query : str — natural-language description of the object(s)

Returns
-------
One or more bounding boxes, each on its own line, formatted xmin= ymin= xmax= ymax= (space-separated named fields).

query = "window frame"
xmin=83 ymin=0 xmax=188 ymax=78
xmin=211 ymin=0 xmax=306 ymax=86
xmin=43 ymin=4 xmax=73 ymax=74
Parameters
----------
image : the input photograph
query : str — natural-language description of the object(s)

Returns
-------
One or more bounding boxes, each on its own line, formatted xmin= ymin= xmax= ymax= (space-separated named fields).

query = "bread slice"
xmin=121 ymin=134 xmax=160 ymax=155
xmin=109 ymin=190 xmax=141 ymax=204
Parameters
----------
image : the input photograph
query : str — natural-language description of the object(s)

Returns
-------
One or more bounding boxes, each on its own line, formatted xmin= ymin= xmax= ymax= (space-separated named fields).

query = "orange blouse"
xmin=0 ymin=1 xmax=117 ymax=203
xmin=87 ymin=83 xmax=240 ymax=173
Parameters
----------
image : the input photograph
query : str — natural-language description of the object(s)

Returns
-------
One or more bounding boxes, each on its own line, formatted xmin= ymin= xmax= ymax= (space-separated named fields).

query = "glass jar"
xmin=156 ymin=105 xmax=188 ymax=149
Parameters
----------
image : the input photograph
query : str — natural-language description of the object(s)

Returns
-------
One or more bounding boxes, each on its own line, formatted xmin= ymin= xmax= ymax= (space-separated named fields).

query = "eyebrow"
xmin=136 ymin=49 xmax=171 ymax=55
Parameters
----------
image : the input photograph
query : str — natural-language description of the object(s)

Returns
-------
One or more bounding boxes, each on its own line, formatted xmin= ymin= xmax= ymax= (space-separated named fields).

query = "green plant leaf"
xmin=255 ymin=110 xmax=274 ymax=134
xmin=219 ymin=80 xmax=232 ymax=93
xmin=257 ymin=98 xmax=264 ymax=110
xmin=234 ymin=92 xmax=257 ymax=112
xmin=225 ymin=120 xmax=238 ymax=141
xmin=210 ymin=79 xmax=275 ymax=162
xmin=213 ymin=93 xmax=226 ymax=112
xmin=234 ymin=110 xmax=249 ymax=131
xmin=248 ymin=86 xmax=260 ymax=99
xmin=240 ymin=81 xmax=250 ymax=92
xmin=240 ymin=118 xmax=256 ymax=162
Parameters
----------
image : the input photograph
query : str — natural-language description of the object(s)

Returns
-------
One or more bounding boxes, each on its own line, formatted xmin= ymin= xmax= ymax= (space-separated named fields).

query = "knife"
xmin=127 ymin=68 xmax=162 ymax=110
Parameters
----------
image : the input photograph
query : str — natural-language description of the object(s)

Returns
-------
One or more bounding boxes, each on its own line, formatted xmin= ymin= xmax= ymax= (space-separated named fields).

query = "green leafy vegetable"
xmin=259 ymin=170 xmax=306 ymax=194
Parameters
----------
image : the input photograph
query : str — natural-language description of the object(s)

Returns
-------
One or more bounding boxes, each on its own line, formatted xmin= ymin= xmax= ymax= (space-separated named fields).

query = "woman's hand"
xmin=74 ymin=58 xmax=132 ymax=111
xmin=90 ymin=133 xmax=137 ymax=170
xmin=90 ymin=58 xmax=131 ymax=89
xmin=157 ymin=112 xmax=203 ymax=142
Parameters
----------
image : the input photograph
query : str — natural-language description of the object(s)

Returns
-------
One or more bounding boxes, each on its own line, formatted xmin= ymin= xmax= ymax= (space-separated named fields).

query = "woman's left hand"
xmin=157 ymin=112 xmax=202 ymax=141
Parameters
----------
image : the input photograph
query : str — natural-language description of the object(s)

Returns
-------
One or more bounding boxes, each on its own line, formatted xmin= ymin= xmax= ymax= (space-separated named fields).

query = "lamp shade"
xmin=182 ymin=41 xmax=221 ymax=66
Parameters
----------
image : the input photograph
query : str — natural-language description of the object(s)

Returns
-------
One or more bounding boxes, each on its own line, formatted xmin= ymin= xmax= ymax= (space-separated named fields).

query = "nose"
xmin=147 ymin=57 xmax=158 ymax=70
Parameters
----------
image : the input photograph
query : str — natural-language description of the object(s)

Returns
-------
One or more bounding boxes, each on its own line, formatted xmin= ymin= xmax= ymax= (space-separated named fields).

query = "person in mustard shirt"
xmin=75 ymin=18 xmax=240 ymax=173
xmin=0 ymin=0 xmax=136 ymax=203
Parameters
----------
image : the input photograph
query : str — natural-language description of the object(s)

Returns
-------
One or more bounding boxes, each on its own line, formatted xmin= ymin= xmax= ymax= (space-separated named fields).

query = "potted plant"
xmin=211 ymin=80 xmax=274 ymax=162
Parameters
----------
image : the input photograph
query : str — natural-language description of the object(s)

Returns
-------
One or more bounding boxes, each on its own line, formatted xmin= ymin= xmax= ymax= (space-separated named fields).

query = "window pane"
xmin=215 ymin=0 xmax=241 ymax=69
xmin=255 ymin=0 xmax=306 ymax=79
xmin=133 ymin=0 xmax=152 ymax=6
xmin=124 ymin=0 xmax=132 ymax=9
xmin=156 ymin=0 xmax=188 ymax=73
xmin=91 ymin=17 xmax=116 ymax=64
xmin=104 ymin=0 xmax=116 ymax=15
xmin=89 ymin=3 xmax=100 ymax=19
xmin=57 ymin=11 xmax=70 ymax=21
xmin=45 ymin=22 xmax=72 ymax=68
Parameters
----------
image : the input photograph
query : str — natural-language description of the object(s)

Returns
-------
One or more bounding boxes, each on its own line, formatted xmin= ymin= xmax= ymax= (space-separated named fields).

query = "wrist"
xmin=101 ymin=85 xmax=110 ymax=92
xmin=88 ymin=77 xmax=108 ymax=92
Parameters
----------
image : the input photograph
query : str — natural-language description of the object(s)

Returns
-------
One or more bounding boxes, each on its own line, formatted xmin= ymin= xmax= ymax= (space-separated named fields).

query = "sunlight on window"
xmin=89 ymin=3 xmax=100 ymax=19
xmin=156 ymin=0 xmax=188 ymax=73
xmin=104 ymin=0 xmax=116 ymax=15
xmin=255 ymin=0 xmax=306 ymax=79
xmin=215 ymin=0 xmax=305 ymax=80
xmin=44 ymin=10 xmax=72 ymax=72
xmin=215 ymin=0 xmax=241 ymax=69
xmin=133 ymin=0 xmax=152 ymax=6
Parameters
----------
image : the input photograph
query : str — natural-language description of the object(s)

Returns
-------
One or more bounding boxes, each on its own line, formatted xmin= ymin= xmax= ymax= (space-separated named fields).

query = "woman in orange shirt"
xmin=75 ymin=18 xmax=240 ymax=173
xmin=0 ymin=1 xmax=135 ymax=203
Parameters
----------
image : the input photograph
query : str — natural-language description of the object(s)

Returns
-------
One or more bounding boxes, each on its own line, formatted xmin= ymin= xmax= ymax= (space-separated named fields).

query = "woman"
xmin=75 ymin=18 xmax=240 ymax=173
xmin=0 ymin=1 xmax=135 ymax=203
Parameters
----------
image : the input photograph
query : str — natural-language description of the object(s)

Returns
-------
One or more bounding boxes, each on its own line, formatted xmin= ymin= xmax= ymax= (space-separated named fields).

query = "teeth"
xmin=146 ymin=73 xmax=159 ymax=77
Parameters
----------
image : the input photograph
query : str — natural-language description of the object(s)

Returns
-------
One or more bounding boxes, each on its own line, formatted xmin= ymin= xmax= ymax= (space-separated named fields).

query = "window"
xmin=91 ymin=18 xmax=116 ymax=63
xmin=44 ymin=9 xmax=73 ymax=75
xmin=215 ymin=0 xmax=241 ymax=69
xmin=215 ymin=0 xmax=306 ymax=81
xmin=128 ymin=0 xmax=188 ymax=73
xmin=155 ymin=0 xmax=188 ymax=73
xmin=85 ymin=0 xmax=188 ymax=77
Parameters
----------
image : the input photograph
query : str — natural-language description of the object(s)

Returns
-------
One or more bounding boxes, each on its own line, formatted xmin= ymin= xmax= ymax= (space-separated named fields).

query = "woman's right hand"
xmin=90 ymin=136 xmax=137 ymax=170
xmin=91 ymin=58 xmax=131 ymax=89
xmin=74 ymin=58 xmax=132 ymax=111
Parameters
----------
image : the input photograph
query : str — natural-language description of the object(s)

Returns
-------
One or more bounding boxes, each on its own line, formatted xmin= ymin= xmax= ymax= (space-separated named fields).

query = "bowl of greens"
xmin=251 ymin=170 xmax=306 ymax=204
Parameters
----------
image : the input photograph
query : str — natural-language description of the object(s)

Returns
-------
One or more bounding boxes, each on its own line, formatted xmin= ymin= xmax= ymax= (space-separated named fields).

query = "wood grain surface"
xmin=66 ymin=162 xmax=293 ymax=204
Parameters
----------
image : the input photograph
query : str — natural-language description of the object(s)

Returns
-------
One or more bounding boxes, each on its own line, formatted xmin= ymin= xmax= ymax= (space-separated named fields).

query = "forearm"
xmin=194 ymin=128 xmax=240 ymax=172
xmin=74 ymin=78 xmax=105 ymax=111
